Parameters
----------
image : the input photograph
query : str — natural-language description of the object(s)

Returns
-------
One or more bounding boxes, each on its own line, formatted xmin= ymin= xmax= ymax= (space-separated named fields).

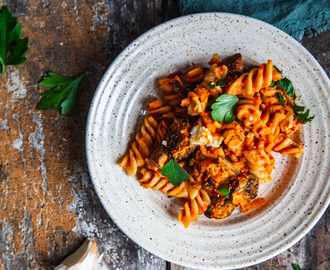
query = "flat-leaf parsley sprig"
xmin=211 ymin=94 xmax=239 ymax=124
xmin=161 ymin=159 xmax=189 ymax=187
xmin=293 ymin=104 xmax=314 ymax=124
xmin=0 ymin=6 xmax=29 ymax=74
xmin=292 ymin=263 xmax=302 ymax=270
xmin=38 ymin=72 xmax=85 ymax=115
xmin=272 ymin=65 xmax=314 ymax=123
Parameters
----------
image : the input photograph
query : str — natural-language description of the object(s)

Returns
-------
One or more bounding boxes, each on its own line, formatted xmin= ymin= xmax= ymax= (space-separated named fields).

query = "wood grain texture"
xmin=0 ymin=0 xmax=329 ymax=269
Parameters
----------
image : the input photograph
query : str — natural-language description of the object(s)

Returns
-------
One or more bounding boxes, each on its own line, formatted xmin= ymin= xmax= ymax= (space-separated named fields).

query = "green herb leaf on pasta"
xmin=269 ymin=80 xmax=276 ymax=87
xmin=277 ymin=78 xmax=296 ymax=99
xmin=210 ymin=80 xmax=228 ymax=90
xmin=276 ymin=92 xmax=286 ymax=106
xmin=217 ymin=184 xmax=230 ymax=198
xmin=274 ymin=65 xmax=282 ymax=75
xmin=38 ymin=72 xmax=85 ymax=115
xmin=211 ymin=94 xmax=239 ymax=124
xmin=292 ymin=263 xmax=301 ymax=270
xmin=216 ymin=79 xmax=228 ymax=86
xmin=0 ymin=6 xmax=29 ymax=74
xmin=293 ymin=104 xmax=314 ymax=124
xmin=161 ymin=159 xmax=189 ymax=187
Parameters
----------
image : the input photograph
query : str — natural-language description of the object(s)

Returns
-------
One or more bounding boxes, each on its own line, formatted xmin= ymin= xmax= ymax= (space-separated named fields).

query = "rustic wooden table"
xmin=0 ymin=1 xmax=329 ymax=269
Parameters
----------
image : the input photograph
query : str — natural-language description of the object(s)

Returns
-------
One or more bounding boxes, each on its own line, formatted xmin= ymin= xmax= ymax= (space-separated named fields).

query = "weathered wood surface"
xmin=0 ymin=1 xmax=329 ymax=269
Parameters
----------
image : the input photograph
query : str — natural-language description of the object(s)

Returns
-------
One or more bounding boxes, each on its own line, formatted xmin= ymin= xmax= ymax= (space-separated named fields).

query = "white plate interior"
xmin=86 ymin=13 xmax=330 ymax=269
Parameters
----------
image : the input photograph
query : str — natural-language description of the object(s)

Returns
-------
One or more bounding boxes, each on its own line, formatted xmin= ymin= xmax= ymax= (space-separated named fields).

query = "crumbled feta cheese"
xmin=189 ymin=126 xmax=222 ymax=147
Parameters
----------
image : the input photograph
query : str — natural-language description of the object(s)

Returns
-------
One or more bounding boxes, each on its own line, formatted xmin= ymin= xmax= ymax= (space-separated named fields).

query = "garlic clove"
xmin=55 ymin=239 xmax=98 ymax=270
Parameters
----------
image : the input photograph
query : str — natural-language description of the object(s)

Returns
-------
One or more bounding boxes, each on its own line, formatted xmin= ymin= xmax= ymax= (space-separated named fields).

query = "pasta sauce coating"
xmin=120 ymin=53 xmax=311 ymax=228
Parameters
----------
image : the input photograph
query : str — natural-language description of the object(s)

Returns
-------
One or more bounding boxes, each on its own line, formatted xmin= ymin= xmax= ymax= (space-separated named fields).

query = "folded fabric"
xmin=179 ymin=0 xmax=330 ymax=40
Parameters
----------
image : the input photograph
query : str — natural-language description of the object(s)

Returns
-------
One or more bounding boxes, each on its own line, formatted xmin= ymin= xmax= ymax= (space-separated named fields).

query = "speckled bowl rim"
xmin=86 ymin=12 xmax=330 ymax=269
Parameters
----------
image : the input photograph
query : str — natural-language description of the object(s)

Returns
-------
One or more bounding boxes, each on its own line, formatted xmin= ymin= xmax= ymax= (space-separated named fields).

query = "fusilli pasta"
xmin=120 ymin=53 xmax=312 ymax=228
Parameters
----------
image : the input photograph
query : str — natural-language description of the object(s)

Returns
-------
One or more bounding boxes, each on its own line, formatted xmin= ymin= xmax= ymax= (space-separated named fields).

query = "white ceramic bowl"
xmin=86 ymin=13 xmax=330 ymax=269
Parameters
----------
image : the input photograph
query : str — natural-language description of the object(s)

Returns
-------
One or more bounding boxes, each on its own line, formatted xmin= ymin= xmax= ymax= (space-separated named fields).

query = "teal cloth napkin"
xmin=179 ymin=0 xmax=330 ymax=40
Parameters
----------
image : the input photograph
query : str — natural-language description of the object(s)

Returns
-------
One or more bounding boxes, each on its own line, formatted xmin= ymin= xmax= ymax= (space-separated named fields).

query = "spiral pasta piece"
xmin=139 ymin=168 xmax=189 ymax=198
xmin=181 ymin=86 xmax=210 ymax=116
xmin=244 ymin=149 xmax=275 ymax=183
xmin=178 ymin=198 xmax=199 ymax=228
xmin=236 ymin=98 xmax=262 ymax=126
xmin=226 ymin=60 xmax=281 ymax=96
xmin=119 ymin=116 xmax=158 ymax=176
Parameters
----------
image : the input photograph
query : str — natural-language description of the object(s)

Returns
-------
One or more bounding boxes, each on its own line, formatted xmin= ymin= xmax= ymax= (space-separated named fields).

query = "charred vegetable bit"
xmin=149 ymin=117 xmax=196 ymax=168
xmin=222 ymin=53 xmax=245 ymax=73
xmin=202 ymin=177 xmax=215 ymax=191
xmin=173 ymin=76 xmax=191 ymax=98
xmin=232 ymin=173 xmax=259 ymax=207
xmin=149 ymin=143 xmax=169 ymax=169
xmin=204 ymin=206 xmax=215 ymax=219
xmin=209 ymin=199 xmax=236 ymax=219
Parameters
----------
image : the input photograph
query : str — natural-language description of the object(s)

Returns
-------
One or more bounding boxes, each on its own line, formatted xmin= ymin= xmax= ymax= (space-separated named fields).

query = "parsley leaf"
xmin=292 ymin=263 xmax=301 ymax=270
xmin=276 ymin=92 xmax=286 ymax=106
xmin=216 ymin=79 xmax=228 ymax=86
xmin=274 ymin=65 xmax=282 ymax=74
xmin=269 ymin=80 xmax=276 ymax=87
xmin=211 ymin=94 xmax=239 ymax=124
xmin=277 ymin=78 xmax=296 ymax=99
xmin=210 ymin=82 xmax=216 ymax=90
xmin=217 ymin=184 xmax=230 ymax=198
xmin=161 ymin=159 xmax=189 ymax=187
xmin=210 ymin=79 xmax=228 ymax=89
xmin=293 ymin=104 xmax=314 ymax=124
xmin=261 ymin=93 xmax=266 ymax=99
xmin=202 ymin=67 xmax=210 ymax=72
xmin=0 ymin=6 xmax=29 ymax=74
xmin=38 ymin=72 xmax=85 ymax=115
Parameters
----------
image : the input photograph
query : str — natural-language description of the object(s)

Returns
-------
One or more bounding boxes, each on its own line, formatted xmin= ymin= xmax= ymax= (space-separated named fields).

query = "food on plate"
xmin=119 ymin=53 xmax=314 ymax=228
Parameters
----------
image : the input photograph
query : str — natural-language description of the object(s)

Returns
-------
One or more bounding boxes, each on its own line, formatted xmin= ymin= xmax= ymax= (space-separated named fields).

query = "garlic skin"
xmin=55 ymin=240 xmax=98 ymax=270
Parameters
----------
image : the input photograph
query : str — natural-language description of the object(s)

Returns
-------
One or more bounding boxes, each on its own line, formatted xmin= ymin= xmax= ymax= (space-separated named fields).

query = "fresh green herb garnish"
xmin=38 ymin=72 xmax=85 ymax=115
xmin=167 ymin=196 xmax=172 ymax=198
xmin=269 ymin=80 xmax=276 ymax=87
xmin=274 ymin=65 xmax=282 ymax=74
xmin=277 ymin=78 xmax=296 ymax=99
xmin=210 ymin=80 xmax=228 ymax=89
xmin=217 ymin=184 xmax=230 ymax=198
xmin=216 ymin=79 xmax=228 ymax=86
xmin=0 ymin=6 xmax=29 ymax=74
xmin=211 ymin=94 xmax=239 ymax=124
xmin=276 ymin=92 xmax=286 ymax=106
xmin=202 ymin=67 xmax=210 ymax=72
xmin=293 ymin=104 xmax=314 ymax=123
xmin=161 ymin=159 xmax=189 ymax=187
xmin=210 ymin=82 xmax=216 ymax=90
xmin=292 ymin=263 xmax=301 ymax=270
xmin=292 ymin=104 xmax=305 ymax=112
xmin=261 ymin=93 xmax=266 ymax=99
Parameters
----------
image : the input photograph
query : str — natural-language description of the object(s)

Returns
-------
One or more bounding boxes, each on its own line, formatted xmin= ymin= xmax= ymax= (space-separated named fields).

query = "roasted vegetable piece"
xmin=149 ymin=117 xmax=196 ymax=168
xmin=173 ymin=76 xmax=191 ymax=98
xmin=232 ymin=173 xmax=259 ymax=207
xmin=222 ymin=53 xmax=245 ymax=73
xmin=148 ymin=143 xmax=169 ymax=169
xmin=205 ymin=199 xmax=236 ymax=219
xmin=166 ymin=117 xmax=196 ymax=160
